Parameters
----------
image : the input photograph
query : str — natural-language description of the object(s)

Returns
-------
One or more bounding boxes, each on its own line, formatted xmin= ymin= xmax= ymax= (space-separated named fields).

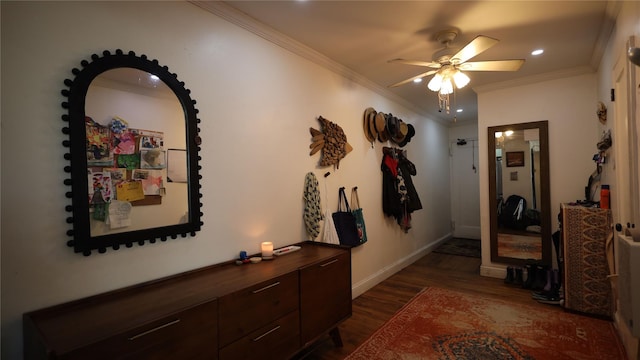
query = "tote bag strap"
xmin=351 ymin=187 xmax=360 ymax=209
xmin=337 ymin=187 xmax=351 ymax=212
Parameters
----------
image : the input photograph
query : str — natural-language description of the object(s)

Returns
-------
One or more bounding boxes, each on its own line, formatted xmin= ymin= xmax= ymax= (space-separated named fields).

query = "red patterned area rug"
xmin=345 ymin=287 xmax=626 ymax=360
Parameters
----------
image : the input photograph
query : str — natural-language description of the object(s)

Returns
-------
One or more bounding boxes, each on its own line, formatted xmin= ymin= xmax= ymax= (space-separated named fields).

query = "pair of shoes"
xmin=532 ymin=269 xmax=563 ymax=306
xmin=504 ymin=266 xmax=524 ymax=286
xmin=535 ymin=296 xmax=564 ymax=306
xmin=531 ymin=264 xmax=549 ymax=291
xmin=522 ymin=259 xmax=537 ymax=289
xmin=504 ymin=266 xmax=514 ymax=284
xmin=514 ymin=268 xmax=524 ymax=286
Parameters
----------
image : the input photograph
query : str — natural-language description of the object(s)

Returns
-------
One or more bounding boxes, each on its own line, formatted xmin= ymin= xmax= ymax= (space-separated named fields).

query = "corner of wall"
xmin=614 ymin=310 xmax=640 ymax=360
xmin=351 ymin=234 xmax=451 ymax=298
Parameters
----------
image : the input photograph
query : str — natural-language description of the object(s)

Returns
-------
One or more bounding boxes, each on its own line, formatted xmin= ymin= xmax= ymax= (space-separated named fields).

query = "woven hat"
xmin=367 ymin=109 xmax=378 ymax=140
xmin=386 ymin=114 xmax=400 ymax=138
xmin=398 ymin=123 xmax=415 ymax=147
xmin=376 ymin=112 xmax=390 ymax=142
xmin=391 ymin=119 xmax=408 ymax=145
xmin=363 ymin=108 xmax=376 ymax=143
xmin=398 ymin=121 xmax=408 ymax=137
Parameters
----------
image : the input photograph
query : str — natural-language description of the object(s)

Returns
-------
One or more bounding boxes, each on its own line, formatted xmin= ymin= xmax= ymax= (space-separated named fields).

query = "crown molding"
xmin=590 ymin=0 xmax=621 ymax=70
xmin=473 ymin=65 xmax=595 ymax=93
xmin=189 ymin=1 xmax=437 ymax=121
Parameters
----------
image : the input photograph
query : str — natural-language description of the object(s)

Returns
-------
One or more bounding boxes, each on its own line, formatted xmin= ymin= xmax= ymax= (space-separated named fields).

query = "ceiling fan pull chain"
xmin=438 ymin=92 xmax=450 ymax=114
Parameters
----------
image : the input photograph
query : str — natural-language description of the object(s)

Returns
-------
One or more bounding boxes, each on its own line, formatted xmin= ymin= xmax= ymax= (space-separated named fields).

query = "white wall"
xmin=477 ymin=73 xmax=599 ymax=277
xmin=477 ymin=3 xmax=640 ymax=357
xmin=594 ymin=2 xmax=640 ymax=358
xmin=598 ymin=1 xmax=640 ymax=228
xmin=0 ymin=2 xmax=451 ymax=358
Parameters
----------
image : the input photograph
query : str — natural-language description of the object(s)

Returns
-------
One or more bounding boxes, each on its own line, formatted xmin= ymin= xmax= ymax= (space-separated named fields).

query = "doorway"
xmin=450 ymin=138 xmax=481 ymax=239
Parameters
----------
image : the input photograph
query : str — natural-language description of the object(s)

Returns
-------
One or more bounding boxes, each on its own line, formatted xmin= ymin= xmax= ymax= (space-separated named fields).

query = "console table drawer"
xmin=300 ymin=252 xmax=351 ymax=345
xmin=60 ymin=300 xmax=218 ymax=360
xmin=219 ymin=310 xmax=300 ymax=360
xmin=218 ymin=271 xmax=299 ymax=347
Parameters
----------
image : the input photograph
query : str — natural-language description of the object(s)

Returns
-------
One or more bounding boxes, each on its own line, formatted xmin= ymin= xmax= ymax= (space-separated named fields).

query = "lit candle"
xmin=261 ymin=242 xmax=273 ymax=259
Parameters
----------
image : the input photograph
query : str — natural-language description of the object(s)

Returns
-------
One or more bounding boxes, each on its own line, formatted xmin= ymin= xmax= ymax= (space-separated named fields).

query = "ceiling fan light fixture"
xmin=428 ymin=72 xmax=443 ymax=92
xmin=453 ymin=70 xmax=470 ymax=88
xmin=440 ymin=78 xmax=454 ymax=95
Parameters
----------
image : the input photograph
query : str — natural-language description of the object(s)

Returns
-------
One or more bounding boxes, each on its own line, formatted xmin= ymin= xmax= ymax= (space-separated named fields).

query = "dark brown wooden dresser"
xmin=23 ymin=242 xmax=352 ymax=360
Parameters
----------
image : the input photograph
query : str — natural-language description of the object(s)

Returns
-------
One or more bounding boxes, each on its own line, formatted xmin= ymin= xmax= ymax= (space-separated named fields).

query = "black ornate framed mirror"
xmin=62 ymin=50 xmax=202 ymax=256
xmin=488 ymin=121 xmax=551 ymax=266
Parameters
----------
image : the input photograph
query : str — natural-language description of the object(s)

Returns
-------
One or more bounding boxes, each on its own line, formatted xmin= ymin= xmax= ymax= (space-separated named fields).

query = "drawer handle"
xmin=127 ymin=319 xmax=180 ymax=341
xmin=252 ymin=281 xmax=280 ymax=294
xmin=320 ymin=259 xmax=339 ymax=267
xmin=252 ymin=325 xmax=281 ymax=342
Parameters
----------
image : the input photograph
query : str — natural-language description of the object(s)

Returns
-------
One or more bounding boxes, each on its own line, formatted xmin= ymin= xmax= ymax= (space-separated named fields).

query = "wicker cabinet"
xmin=23 ymin=242 xmax=351 ymax=360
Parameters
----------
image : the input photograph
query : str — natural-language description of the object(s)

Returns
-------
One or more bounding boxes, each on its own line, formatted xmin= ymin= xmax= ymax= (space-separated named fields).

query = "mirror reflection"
xmin=62 ymin=50 xmax=202 ymax=256
xmin=489 ymin=121 xmax=551 ymax=266
xmin=494 ymin=128 xmax=541 ymax=259
xmin=85 ymin=68 xmax=188 ymax=236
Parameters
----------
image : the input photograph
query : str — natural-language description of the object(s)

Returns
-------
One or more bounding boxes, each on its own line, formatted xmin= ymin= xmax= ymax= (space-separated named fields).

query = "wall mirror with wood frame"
xmin=62 ymin=50 xmax=203 ymax=256
xmin=488 ymin=121 xmax=551 ymax=266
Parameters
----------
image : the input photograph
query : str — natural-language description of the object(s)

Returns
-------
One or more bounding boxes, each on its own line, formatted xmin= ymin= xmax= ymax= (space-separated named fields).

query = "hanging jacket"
xmin=397 ymin=154 xmax=423 ymax=213
xmin=381 ymin=153 xmax=403 ymax=220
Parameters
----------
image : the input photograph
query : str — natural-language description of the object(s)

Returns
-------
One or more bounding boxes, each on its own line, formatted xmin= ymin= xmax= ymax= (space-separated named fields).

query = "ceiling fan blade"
xmin=388 ymin=58 xmax=442 ymax=68
xmin=388 ymin=70 xmax=438 ymax=88
xmin=450 ymin=35 xmax=499 ymax=64
xmin=459 ymin=59 xmax=525 ymax=71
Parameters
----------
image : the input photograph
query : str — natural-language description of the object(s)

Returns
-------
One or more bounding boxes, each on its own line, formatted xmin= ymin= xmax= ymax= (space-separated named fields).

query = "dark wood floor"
xmin=297 ymin=250 xmax=564 ymax=360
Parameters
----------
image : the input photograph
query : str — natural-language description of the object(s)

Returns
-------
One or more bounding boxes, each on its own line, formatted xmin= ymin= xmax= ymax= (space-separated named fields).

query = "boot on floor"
xmin=532 ymin=264 xmax=548 ymax=291
xmin=504 ymin=266 xmax=514 ymax=285
xmin=522 ymin=260 xmax=536 ymax=289
xmin=514 ymin=267 xmax=524 ymax=286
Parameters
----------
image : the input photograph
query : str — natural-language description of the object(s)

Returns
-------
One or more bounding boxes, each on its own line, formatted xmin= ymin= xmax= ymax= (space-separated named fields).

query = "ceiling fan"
xmin=388 ymin=30 xmax=525 ymax=93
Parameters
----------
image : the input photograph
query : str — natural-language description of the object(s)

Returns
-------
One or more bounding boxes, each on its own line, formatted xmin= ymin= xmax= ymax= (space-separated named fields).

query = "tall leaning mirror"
xmin=62 ymin=50 xmax=203 ymax=256
xmin=488 ymin=121 xmax=551 ymax=266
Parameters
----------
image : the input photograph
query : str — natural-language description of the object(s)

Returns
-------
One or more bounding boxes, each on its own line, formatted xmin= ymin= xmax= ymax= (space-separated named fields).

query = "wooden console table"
xmin=24 ymin=242 xmax=352 ymax=359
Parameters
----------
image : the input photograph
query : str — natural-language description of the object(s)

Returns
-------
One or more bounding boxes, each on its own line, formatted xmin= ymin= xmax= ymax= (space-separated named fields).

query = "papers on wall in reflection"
xmin=132 ymin=169 xmax=163 ymax=195
xmin=89 ymin=171 xmax=112 ymax=205
xmin=116 ymin=181 xmax=145 ymax=202
xmin=108 ymin=200 xmax=132 ymax=229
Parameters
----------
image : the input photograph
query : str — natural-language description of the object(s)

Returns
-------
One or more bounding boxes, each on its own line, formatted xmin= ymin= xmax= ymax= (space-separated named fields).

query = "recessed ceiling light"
xmin=531 ymin=49 xmax=544 ymax=56
xmin=413 ymin=78 xmax=422 ymax=83
xmin=456 ymin=109 xmax=463 ymax=113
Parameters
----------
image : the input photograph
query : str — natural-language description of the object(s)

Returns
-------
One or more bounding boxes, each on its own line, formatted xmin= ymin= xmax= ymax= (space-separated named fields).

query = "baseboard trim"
xmin=351 ymin=234 xmax=451 ymax=299
xmin=480 ymin=264 xmax=507 ymax=279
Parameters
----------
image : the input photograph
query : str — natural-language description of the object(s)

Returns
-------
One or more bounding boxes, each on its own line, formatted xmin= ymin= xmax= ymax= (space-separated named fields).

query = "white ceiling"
xmin=196 ymin=1 xmax=616 ymax=125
